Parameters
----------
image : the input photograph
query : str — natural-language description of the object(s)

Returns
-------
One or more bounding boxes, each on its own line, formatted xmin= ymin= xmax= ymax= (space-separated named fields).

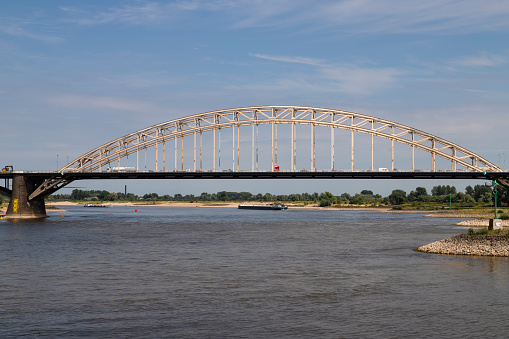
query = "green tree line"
xmin=41 ymin=184 xmax=509 ymax=207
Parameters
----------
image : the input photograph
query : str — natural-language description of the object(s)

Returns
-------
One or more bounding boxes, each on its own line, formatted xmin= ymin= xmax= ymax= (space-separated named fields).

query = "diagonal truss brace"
xmin=489 ymin=177 xmax=509 ymax=190
xmin=28 ymin=176 xmax=74 ymax=201
xmin=497 ymin=178 xmax=509 ymax=189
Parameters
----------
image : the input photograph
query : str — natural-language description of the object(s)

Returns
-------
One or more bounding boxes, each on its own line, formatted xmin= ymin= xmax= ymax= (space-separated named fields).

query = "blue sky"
xmin=2 ymin=0 xmax=508 ymax=197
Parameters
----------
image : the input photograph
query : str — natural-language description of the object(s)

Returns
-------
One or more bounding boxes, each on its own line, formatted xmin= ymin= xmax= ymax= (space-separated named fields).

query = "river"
xmin=1 ymin=206 xmax=508 ymax=338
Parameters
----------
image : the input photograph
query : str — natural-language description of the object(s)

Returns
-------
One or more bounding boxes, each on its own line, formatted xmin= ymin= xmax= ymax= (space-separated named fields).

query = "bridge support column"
xmin=5 ymin=175 xmax=47 ymax=219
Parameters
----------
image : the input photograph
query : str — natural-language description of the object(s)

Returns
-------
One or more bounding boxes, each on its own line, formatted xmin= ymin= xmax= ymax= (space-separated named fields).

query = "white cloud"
xmin=320 ymin=65 xmax=403 ymax=95
xmin=404 ymin=104 xmax=509 ymax=137
xmin=0 ymin=24 xmax=62 ymax=43
xmin=94 ymin=73 xmax=179 ymax=90
xmin=63 ymin=1 xmax=232 ymax=26
xmin=453 ymin=52 xmax=507 ymax=67
xmin=251 ymin=53 xmax=403 ymax=95
xmin=59 ymin=0 xmax=509 ymax=35
xmin=250 ymin=53 xmax=323 ymax=66
xmin=300 ymin=0 xmax=509 ymax=34
xmin=47 ymin=93 xmax=157 ymax=112
xmin=226 ymin=0 xmax=304 ymax=29
xmin=63 ymin=2 xmax=172 ymax=25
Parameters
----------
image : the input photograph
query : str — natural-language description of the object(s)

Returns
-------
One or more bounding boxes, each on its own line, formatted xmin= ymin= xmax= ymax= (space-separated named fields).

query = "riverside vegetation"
xmin=1 ymin=184 xmax=508 ymax=214
xmin=41 ymin=184 xmax=509 ymax=212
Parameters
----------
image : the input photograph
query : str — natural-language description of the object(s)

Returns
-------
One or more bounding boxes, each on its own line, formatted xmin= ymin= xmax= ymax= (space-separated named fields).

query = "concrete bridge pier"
xmin=6 ymin=175 xmax=47 ymax=218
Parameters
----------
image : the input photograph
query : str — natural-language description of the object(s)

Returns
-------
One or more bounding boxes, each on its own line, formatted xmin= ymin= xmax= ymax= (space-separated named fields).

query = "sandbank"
xmin=1 ymin=202 xmax=504 ymax=228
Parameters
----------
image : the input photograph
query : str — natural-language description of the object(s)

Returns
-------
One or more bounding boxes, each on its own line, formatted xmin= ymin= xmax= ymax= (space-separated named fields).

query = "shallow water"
xmin=1 ymin=206 xmax=508 ymax=338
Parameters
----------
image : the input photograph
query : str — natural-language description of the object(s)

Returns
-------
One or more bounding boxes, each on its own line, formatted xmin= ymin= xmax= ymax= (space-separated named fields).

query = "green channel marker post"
xmin=493 ymin=180 xmax=498 ymax=219
xmin=489 ymin=180 xmax=502 ymax=230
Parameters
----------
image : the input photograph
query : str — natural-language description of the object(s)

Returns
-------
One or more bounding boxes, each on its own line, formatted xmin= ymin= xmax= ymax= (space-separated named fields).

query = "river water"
xmin=1 ymin=206 xmax=508 ymax=338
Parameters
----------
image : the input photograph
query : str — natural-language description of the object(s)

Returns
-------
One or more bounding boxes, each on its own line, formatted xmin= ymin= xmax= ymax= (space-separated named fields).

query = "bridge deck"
xmin=1 ymin=170 xmax=508 ymax=180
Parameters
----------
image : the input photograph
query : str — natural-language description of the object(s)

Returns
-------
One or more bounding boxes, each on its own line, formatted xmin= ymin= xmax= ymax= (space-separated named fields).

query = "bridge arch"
xmin=25 ymin=105 xmax=503 ymax=202
xmin=60 ymin=105 xmax=500 ymax=174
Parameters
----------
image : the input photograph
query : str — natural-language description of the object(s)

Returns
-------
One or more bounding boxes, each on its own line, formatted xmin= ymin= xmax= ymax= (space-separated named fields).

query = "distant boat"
xmin=238 ymin=202 xmax=288 ymax=210
xmin=83 ymin=203 xmax=107 ymax=207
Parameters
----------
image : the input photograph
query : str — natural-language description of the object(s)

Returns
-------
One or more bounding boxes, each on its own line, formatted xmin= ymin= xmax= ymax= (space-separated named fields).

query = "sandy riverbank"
xmin=1 ymin=202 xmax=504 ymax=227
xmin=49 ymin=202 xmax=438 ymax=213
xmin=2 ymin=202 xmax=384 ymax=216
xmin=49 ymin=201 xmax=397 ymax=210
xmin=52 ymin=201 xmax=243 ymax=208
xmin=0 ymin=201 xmax=509 ymax=227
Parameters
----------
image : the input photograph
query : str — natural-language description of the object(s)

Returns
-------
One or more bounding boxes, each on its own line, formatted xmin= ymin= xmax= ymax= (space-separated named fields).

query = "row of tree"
xmin=389 ymin=184 xmax=507 ymax=205
xmin=42 ymin=184 xmax=509 ymax=207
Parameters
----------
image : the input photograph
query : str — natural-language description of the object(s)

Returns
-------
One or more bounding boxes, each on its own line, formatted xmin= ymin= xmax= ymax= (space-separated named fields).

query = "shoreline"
xmin=44 ymin=202 xmax=506 ymax=222
xmin=1 ymin=201 xmax=502 ymax=222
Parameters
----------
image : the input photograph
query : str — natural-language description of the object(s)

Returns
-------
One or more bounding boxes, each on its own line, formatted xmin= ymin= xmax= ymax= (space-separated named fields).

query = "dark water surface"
xmin=1 ymin=206 xmax=508 ymax=338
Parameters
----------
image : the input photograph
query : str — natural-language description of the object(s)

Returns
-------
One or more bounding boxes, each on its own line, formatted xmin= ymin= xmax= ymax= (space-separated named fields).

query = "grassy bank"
xmin=467 ymin=228 xmax=509 ymax=236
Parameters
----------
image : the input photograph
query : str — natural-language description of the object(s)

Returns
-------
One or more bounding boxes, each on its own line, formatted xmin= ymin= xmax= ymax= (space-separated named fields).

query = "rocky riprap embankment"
xmin=417 ymin=234 xmax=509 ymax=256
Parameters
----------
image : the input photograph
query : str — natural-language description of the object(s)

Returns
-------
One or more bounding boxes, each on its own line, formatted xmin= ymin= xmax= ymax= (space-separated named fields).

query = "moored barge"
xmin=83 ymin=203 xmax=108 ymax=207
xmin=238 ymin=202 xmax=288 ymax=210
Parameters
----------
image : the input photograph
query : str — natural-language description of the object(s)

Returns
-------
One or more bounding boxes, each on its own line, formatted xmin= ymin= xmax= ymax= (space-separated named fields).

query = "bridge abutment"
xmin=5 ymin=175 xmax=47 ymax=219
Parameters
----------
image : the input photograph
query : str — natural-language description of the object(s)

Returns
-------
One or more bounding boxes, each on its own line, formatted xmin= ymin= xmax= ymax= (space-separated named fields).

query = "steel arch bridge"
xmin=26 ymin=105 xmax=503 ymax=200
xmin=2 ymin=105 xmax=508 ymax=218
xmin=30 ymin=106 xmax=502 ymax=198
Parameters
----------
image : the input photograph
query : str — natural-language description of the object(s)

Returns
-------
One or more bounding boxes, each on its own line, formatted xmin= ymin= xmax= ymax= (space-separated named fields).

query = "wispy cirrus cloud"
xmin=60 ymin=1 xmax=215 ymax=26
xmin=249 ymin=53 xmax=324 ymax=67
xmin=61 ymin=0 xmax=300 ymax=27
xmin=320 ymin=65 xmax=403 ymax=95
xmin=453 ymin=52 xmax=507 ymax=67
xmin=0 ymin=23 xmax=62 ymax=43
xmin=251 ymin=53 xmax=403 ymax=95
xmin=60 ymin=2 xmax=170 ymax=25
xmin=47 ymin=93 xmax=158 ymax=111
xmin=225 ymin=0 xmax=509 ymax=34
xmin=273 ymin=0 xmax=509 ymax=34
xmin=409 ymin=104 xmax=509 ymax=138
xmin=60 ymin=0 xmax=509 ymax=35
xmin=314 ymin=0 xmax=509 ymax=34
